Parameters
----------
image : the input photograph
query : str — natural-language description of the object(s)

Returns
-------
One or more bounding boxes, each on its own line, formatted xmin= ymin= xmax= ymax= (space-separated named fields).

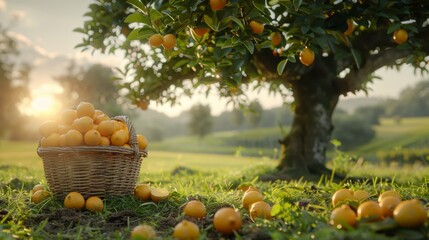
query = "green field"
xmin=149 ymin=117 xmax=429 ymax=165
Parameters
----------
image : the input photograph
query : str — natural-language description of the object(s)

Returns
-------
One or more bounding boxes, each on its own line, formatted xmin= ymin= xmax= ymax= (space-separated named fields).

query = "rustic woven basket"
xmin=37 ymin=116 xmax=147 ymax=199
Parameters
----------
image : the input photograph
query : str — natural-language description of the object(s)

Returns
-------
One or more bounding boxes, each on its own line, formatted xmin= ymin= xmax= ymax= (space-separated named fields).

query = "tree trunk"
xmin=277 ymin=62 xmax=340 ymax=176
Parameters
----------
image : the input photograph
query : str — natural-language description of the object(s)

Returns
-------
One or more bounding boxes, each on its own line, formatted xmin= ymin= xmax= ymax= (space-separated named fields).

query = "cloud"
xmin=0 ymin=0 xmax=5 ymax=11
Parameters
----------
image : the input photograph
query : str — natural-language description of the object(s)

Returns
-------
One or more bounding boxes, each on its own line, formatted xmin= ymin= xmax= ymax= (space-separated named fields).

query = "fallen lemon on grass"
xmin=213 ymin=207 xmax=242 ymax=235
xmin=378 ymin=190 xmax=401 ymax=202
xmin=379 ymin=196 xmax=401 ymax=217
xmin=85 ymin=196 xmax=104 ymax=213
xmin=150 ymin=188 xmax=169 ymax=203
xmin=393 ymin=199 xmax=427 ymax=228
xmin=131 ymin=224 xmax=157 ymax=239
xmin=173 ymin=220 xmax=200 ymax=240
xmin=357 ymin=200 xmax=383 ymax=222
xmin=332 ymin=189 xmax=354 ymax=207
xmin=31 ymin=184 xmax=44 ymax=194
xmin=134 ymin=184 xmax=151 ymax=201
xmin=31 ymin=190 xmax=51 ymax=204
xmin=183 ymin=200 xmax=207 ymax=219
xmin=249 ymin=201 xmax=271 ymax=221
xmin=64 ymin=192 xmax=85 ymax=210
xmin=353 ymin=190 xmax=370 ymax=202
xmin=330 ymin=205 xmax=357 ymax=229
xmin=242 ymin=190 xmax=264 ymax=210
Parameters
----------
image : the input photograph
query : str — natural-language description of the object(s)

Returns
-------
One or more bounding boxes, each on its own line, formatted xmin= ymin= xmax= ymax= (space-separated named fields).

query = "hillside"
xmin=149 ymin=117 xmax=429 ymax=162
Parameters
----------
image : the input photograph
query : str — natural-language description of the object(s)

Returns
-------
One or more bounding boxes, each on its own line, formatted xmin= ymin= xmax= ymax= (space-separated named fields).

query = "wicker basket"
xmin=37 ymin=116 xmax=147 ymax=199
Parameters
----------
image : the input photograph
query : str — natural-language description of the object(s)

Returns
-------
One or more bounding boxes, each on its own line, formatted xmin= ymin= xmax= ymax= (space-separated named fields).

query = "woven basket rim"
xmin=37 ymin=115 xmax=147 ymax=158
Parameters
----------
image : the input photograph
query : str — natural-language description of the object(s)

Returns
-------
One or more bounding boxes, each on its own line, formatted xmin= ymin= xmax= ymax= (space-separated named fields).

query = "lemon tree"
xmin=76 ymin=0 xmax=429 ymax=177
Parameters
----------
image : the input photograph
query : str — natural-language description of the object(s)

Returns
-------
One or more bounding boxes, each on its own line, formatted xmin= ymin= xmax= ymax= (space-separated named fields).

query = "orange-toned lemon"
xmin=353 ymin=190 xmax=370 ymax=202
xmin=213 ymin=207 xmax=242 ymax=234
xmin=210 ymin=0 xmax=227 ymax=11
xmin=76 ymin=102 xmax=95 ymax=118
xmin=73 ymin=116 xmax=94 ymax=134
xmin=183 ymin=200 xmax=207 ymax=219
xmin=270 ymin=32 xmax=282 ymax=46
xmin=332 ymin=189 xmax=354 ymax=206
xmin=249 ymin=21 xmax=264 ymax=34
xmin=85 ymin=196 xmax=104 ymax=213
xmin=95 ymin=114 xmax=110 ymax=124
xmin=39 ymin=120 xmax=58 ymax=137
xmin=357 ymin=201 xmax=383 ymax=222
xmin=162 ymin=34 xmax=176 ymax=50
xmin=150 ymin=188 xmax=169 ymax=203
xmin=44 ymin=133 xmax=61 ymax=147
xmin=84 ymin=129 xmax=101 ymax=146
xmin=149 ymin=34 xmax=163 ymax=48
xmin=299 ymin=47 xmax=315 ymax=66
xmin=379 ymin=196 xmax=401 ymax=217
xmin=173 ymin=220 xmax=200 ymax=240
xmin=131 ymin=224 xmax=157 ymax=239
xmin=98 ymin=120 xmax=115 ymax=137
xmin=64 ymin=192 xmax=85 ymax=210
xmin=249 ymin=201 xmax=271 ymax=221
xmin=393 ymin=199 xmax=427 ymax=228
xmin=111 ymin=130 xmax=129 ymax=146
xmin=192 ymin=28 xmax=209 ymax=37
xmin=330 ymin=205 xmax=357 ymax=228
xmin=137 ymin=134 xmax=148 ymax=150
xmin=65 ymin=129 xmax=84 ymax=146
xmin=344 ymin=19 xmax=355 ymax=35
xmin=31 ymin=190 xmax=51 ymax=204
xmin=31 ymin=184 xmax=44 ymax=194
xmin=393 ymin=29 xmax=408 ymax=44
xmin=93 ymin=110 xmax=104 ymax=121
xmin=378 ymin=190 xmax=401 ymax=202
xmin=100 ymin=136 xmax=110 ymax=146
xmin=242 ymin=190 xmax=264 ymax=210
xmin=134 ymin=184 xmax=151 ymax=201
xmin=61 ymin=109 xmax=77 ymax=125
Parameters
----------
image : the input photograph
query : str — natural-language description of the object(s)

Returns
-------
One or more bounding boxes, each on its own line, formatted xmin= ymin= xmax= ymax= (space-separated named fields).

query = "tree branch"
xmin=338 ymin=48 xmax=412 ymax=95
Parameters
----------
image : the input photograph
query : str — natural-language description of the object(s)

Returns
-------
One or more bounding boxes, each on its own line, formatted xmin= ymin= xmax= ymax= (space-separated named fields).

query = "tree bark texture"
xmin=277 ymin=59 xmax=340 ymax=175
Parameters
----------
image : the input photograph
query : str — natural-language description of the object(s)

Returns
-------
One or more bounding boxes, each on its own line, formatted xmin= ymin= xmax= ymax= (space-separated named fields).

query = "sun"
xmin=28 ymin=95 xmax=60 ymax=116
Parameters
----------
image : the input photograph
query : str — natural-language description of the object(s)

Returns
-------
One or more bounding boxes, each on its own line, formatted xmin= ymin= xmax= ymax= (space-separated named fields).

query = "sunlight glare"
xmin=29 ymin=95 xmax=59 ymax=116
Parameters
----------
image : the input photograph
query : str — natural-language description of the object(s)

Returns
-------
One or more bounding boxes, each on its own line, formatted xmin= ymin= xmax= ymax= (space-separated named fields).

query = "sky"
xmin=1 ymin=0 xmax=428 ymax=117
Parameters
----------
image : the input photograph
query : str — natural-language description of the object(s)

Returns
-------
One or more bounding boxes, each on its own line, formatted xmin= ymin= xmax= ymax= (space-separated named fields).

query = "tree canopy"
xmin=77 ymin=0 xmax=429 ymax=107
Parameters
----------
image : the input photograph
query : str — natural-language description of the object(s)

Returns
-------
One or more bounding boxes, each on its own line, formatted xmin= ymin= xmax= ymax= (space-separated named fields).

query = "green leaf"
xmin=277 ymin=59 xmax=288 ymax=75
xmin=173 ymin=59 xmax=189 ymax=69
xmin=244 ymin=40 xmax=254 ymax=54
xmin=253 ymin=2 xmax=265 ymax=12
xmin=204 ymin=15 xmax=216 ymax=31
xmin=229 ymin=16 xmax=244 ymax=29
xmin=387 ymin=22 xmax=401 ymax=34
xmin=293 ymin=0 xmax=302 ymax=11
xmin=331 ymin=139 xmax=342 ymax=147
xmin=300 ymin=25 xmax=310 ymax=34
xmin=127 ymin=28 xmax=142 ymax=41
xmin=149 ymin=8 xmax=163 ymax=22
xmin=124 ymin=13 xmax=149 ymax=24
xmin=127 ymin=0 xmax=145 ymax=12
xmin=271 ymin=204 xmax=282 ymax=216
xmin=127 ymin=27 xmax=156 ymax=41
xmin=73 ymin=28 xmax=86 ymax=34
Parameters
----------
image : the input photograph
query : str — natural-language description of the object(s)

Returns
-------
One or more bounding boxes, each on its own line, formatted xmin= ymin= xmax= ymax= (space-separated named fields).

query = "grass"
xmin=1 ymin=141 xmax=429 ymax=239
